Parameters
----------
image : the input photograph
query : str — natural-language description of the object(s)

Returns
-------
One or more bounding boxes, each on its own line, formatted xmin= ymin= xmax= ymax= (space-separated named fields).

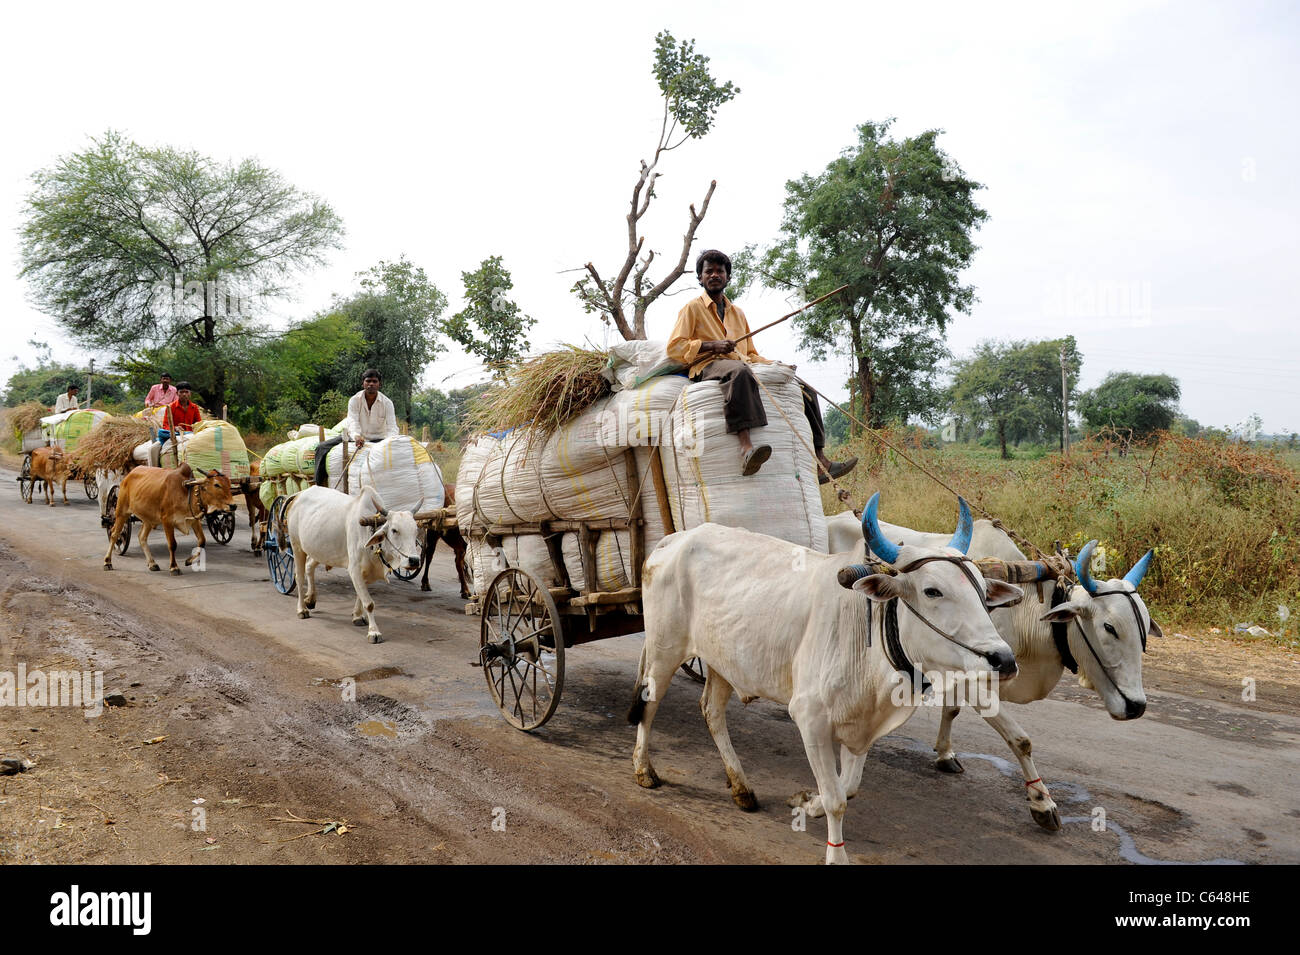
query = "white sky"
xmin=2 ymin=0 xmax=1297 ymax=433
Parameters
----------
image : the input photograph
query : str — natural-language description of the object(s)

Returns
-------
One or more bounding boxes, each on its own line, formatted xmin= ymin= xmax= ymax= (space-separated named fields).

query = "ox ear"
xmin=1148 ymin=616 xmax=1164 ymax=639
xmin=1040 ymin=602 xmax=1083 ymax=624
xmin=984 ymin=579 xmax=1023 ymax=608
xmin=364 ymin=529 xmax=386 ymax=549
xmin=852 ymin=573 xmax=905 ymax=603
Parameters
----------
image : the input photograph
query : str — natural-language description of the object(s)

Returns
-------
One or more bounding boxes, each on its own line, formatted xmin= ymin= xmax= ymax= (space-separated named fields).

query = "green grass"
xmin=822 ymin=430 xmax=1300 ymax=645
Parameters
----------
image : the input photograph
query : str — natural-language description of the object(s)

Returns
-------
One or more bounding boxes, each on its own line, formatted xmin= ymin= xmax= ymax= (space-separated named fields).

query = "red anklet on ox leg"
xmin=827 ymin=840 xmax=845 ymax=848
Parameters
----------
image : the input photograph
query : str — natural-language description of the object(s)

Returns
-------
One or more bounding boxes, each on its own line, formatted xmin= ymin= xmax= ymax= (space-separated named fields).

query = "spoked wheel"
xmin=264 ymin=495 xmax=296 ymax=595
xmin=680 ymin=657 xmax=708 ymax=684
xmin=18 ymin=453 xmax=33 ymax=502
xmin=206 ymin=508 xmax=235 ymax=545
xmin=479 ymin=567 xmax=564 ymax=731
xmin=83 ymin=472 xmax=98 ymax=500
xmin=104 ymin=486 xmax=131 ymax=555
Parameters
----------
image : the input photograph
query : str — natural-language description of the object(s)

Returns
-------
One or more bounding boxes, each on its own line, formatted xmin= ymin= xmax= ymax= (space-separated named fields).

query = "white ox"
xmin=287 ymin=485 xmax=422 ymax=643
xmin=630 ymin=494 xmax=1023 ymax=864
xmin=814 ymin=508 xmax=1158 ymax=829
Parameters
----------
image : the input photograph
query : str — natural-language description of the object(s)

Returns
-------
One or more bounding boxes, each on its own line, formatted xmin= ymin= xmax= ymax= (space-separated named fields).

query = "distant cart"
xmin=463 ymin=445 xmax=704 ymax=732
xmin=15 ymin=414 xmax=102 ymax=504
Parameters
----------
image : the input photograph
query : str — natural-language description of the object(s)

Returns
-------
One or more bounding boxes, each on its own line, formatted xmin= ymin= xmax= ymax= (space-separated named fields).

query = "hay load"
xmin=8 ymin=402 xmax=48 ymax=437
xmin=456 ymin=342 xmax=828 ymax=595
xmin=466 ymin=346 xmax=611 ymax=437
xmin=68 ymin=416 xmax=154 ymax=473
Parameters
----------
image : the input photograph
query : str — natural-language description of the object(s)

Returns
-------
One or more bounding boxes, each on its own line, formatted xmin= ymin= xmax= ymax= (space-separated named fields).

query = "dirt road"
xmin=2 ymin=474 xmax=1297 ymax=864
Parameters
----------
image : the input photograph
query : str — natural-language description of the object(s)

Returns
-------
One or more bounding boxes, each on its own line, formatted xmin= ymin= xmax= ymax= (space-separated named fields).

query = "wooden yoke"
xmin=975 ymin=556 xmax=1074 ymax=584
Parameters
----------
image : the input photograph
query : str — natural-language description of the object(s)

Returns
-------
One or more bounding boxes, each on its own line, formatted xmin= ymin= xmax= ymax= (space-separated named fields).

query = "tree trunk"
xmin=850 ymin=314 xmax=874 ymax=432
xmin=998 ymin=419 xmax=1009 ymax=459
xmin=202 ymin=312 xmax=225 ymax=420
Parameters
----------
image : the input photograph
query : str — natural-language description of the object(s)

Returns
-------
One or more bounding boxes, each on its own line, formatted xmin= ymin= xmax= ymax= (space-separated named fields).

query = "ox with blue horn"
xmin=632 ymin=492 xmax=1023 ymax=863
xmin=808 ymin=507 xmax=1162 ymax=832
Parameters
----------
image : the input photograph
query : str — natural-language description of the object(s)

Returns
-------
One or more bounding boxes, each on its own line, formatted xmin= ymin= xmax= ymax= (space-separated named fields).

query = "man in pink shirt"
xmin=145 ymin=373 xmax=178 ymax=409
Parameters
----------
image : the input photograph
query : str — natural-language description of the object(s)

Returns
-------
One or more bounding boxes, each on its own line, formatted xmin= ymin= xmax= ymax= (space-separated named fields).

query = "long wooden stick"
xmin=733 ymin=284 xmax=849 ymax=346
xmin=688 ymin=284 xmax=849 ymax=365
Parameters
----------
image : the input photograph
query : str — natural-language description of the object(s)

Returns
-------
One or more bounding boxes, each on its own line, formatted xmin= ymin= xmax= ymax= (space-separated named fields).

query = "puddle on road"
xmin=356 ymin=719 xmax=398 ymax=739
xmin=312 ymin=665 xmax=409 ymax=688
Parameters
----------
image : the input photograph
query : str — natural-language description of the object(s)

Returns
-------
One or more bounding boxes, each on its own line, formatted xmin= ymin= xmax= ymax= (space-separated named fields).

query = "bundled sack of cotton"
xmin=321 ymin=435 xmax=444 ymax=513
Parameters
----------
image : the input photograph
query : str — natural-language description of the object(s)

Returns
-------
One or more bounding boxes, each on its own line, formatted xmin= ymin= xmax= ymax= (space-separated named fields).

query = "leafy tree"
xmin=18 ymin=131 xmax=344 ymax=411
xmin=1077 ymin=372 xmax=1181 ymax=438
xmin=573 ymin=31 xmax=738 ymax=340
xmin=754 ymin=119 xmax=988 ymax=429
xmin=343 ymin=257 xmax=448 ymax=427
xmin=444 ymin=256 xmax=535 ymax=374
xmin=950 ymin=337 xmax=1082 ymax=456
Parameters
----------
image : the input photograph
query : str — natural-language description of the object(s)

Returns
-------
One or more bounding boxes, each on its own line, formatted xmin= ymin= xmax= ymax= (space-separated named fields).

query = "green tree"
xmin=18 ymin=131 xmax=344 ymax=411
xmin=1077 ymin=372 xmax=1181 ymax=438
xmin=573 ymin=31 xmax=738 ymax=340
xmin=950 ymin=342 xmax=1034 ymax=459
xmin=444 ymin=256 xmax=535 ymax=374
xmin=754 ymin=119 xmax=988 ymax=429
xmin=344 ymin=257 xmax=448 ymax=426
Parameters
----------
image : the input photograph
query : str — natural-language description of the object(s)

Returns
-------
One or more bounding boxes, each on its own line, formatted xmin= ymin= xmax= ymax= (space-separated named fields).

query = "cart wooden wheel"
xmin=104 ymin=486 xmax=131 ymax=555
xmin=83 ymin=472 xmax=98 ymax=500
xmin=18 ymin=453 xmax=33 ymax=501
xmin=265 ymin=495 xmax=296 ymax=595
xmin=479 ymin=567 xmax=564 ymax=731
xmin=680 ymin=657 xmax=707 ymax=684
xmin=206 ymin=508 xmax=235 ymax=545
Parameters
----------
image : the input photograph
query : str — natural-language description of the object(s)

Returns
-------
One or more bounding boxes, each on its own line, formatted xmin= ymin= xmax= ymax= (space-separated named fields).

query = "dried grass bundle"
xmin=466 ymin=346 xmax=610 ymax=437
xmin=7 ymin=402 xmax=48 ymax=435
xmin=68 ymin=416 xmax=153 ymax=472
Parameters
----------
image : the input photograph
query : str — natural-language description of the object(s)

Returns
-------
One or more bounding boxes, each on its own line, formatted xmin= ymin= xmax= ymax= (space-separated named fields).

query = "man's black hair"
xmin=695 ymin=249 xmax=732 ymax=278
xmin=160 ymin=372 xmax=172 ymax=379
xmin=67 ymin=383 xmax=79 ymax=391
xmin=176 ymin=380 xmax=192 ymax=391
xmin=362 ymin=368 xmax=382 ymax=382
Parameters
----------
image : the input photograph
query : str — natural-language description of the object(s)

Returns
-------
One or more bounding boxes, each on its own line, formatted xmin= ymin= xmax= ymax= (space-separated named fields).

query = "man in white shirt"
xmin=346 ymin=369 xmax=400 ymax=449
xmin=54 ymin=384 xmax=80 ymax=414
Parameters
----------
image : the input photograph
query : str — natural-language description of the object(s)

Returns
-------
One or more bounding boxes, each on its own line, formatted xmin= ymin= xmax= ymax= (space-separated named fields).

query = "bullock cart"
xmin=464 ymin=445 xmax=706 ymax=732
xmin=15 ymin=413 xmax=104 ymax=503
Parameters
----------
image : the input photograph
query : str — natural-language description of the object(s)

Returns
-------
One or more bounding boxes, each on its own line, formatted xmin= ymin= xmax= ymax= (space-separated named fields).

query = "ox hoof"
xmin=102 ymin=564 xmax=113 ymax=571
xmin=935 ymin=756 xmax=965 ymax=774
xmin=732 ymin=789 xmax=760 ymax=813
xmin=1031 ymin=805 xmax=1062 ymax=832
xmin=305 ymin=597 xmax=316 ymax=610
xmin=170 ymin=568 xmax=182 ymax=577
xmin=420 ymin=582 xmax=431 ymax=593
xmin=352 ymin=617 xmax=366 ymax=627
xmin=635 ymin=767 xmax=661 ymax=789
xmin=298 ymin=610 xmax=310 ymax=619
xmin=368 ymin=632 xmax=383 ymax=644
xmin=148 ymin=564 xmax=161 ymax=572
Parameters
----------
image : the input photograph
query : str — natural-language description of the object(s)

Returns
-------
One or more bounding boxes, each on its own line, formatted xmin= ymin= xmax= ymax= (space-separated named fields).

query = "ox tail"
xmin=627 ymin=647 xmax=649 ymax=725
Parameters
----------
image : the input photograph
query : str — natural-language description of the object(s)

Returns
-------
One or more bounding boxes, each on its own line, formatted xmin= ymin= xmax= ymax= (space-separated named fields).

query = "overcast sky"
xmin=3 ymin=0 xmax=1297 ymax=434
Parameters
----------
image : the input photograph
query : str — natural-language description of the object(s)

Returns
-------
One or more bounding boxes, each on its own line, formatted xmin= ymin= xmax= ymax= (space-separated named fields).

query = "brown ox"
xmin=102 ymin=464 xmax=235 ymax=575
xmin=27 ymin=447 xmax=70 ymax=506
xmin=417 ymin=483 xmax=470 ymax=598
xmin=244 ymin=460 xmax=269 ymax=553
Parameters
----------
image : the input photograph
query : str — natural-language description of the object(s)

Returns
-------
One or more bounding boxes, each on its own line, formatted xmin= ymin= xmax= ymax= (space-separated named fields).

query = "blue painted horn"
xmin=1124 ymin=549 xmax=1154 ymax=589
xmin=861 ymin=492 xmax=900 ymax=565
xmin=1075 ymin=540 xmax=1100 ymax=595
xmin=949 ymin=497 xmax=973 ymax=554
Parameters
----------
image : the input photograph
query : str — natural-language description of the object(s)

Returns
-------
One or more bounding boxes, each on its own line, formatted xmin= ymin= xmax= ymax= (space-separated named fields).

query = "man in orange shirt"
xmin=166 ymin=381 xmax=203 ymax=432
xmin=667 ymin=249 xmax=856 ymax=481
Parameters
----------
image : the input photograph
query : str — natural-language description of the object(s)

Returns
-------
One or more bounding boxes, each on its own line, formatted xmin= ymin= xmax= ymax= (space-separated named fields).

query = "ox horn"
xmin=948 ymin=497 xmax=973 ymax=554
xmin=861 ymin=492 xmax=900 ymax=565
xmin=1124 ymin=549 xmax=1154 ymax=589
xmin=1075 ymin=540 xmax=1100 ymax=595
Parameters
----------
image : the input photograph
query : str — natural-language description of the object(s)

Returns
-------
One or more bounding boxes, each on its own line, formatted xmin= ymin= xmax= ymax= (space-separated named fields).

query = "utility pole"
xmin=87 ymin=358 xmax=94 ymax=404
xmin=1059 ymin=346 xmax=1070 ymax=454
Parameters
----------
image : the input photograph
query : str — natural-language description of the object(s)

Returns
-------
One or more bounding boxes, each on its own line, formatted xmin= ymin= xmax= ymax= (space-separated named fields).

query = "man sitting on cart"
xmin=166 ymin=381 xmax=203 ymax=433
xmin=145 ymin=372 xmax=178 ymax=409
xmin=345 ymin=369 xmax=400 ymax=449
xmin=54 ymin=383 xmax=80 ymax=414
xmin=666 ymin=249 xmax=857 ymax=481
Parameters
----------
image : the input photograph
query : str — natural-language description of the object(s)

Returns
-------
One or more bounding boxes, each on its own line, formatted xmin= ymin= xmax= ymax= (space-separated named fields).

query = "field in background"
xmin=822 ymin=430 xmax=1300 ymax=643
